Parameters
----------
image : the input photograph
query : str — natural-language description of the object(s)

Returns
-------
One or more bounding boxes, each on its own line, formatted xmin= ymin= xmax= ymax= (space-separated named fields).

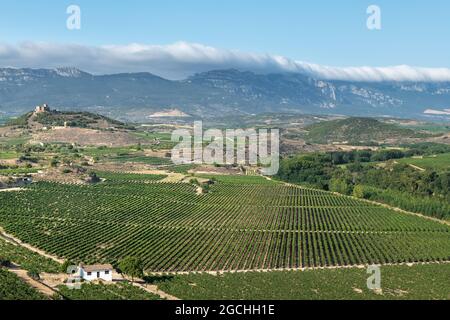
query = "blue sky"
xmin=0 ymin=0 xmax=449 ymax=79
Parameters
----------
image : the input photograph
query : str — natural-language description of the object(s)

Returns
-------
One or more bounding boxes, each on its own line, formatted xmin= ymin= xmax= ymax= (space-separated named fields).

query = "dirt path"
xmin=134 ymin=282 xmax=180 ymax=300
xmin=0 ymin=187 xmax=25 ymax=192
xmin=7 ymin=264 xmax=58 ymax=298
xmin=118 ymin=274 xmax=179 ymax=300
xmin=0 ymin=226 xmax=65 ymax=264
xmin=408 ymin=164 xmax=426 ymax=172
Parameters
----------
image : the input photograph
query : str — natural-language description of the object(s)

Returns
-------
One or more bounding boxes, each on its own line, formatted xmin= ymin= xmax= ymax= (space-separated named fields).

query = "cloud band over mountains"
xmin=1 ymin=41 xmax=450 ymax=82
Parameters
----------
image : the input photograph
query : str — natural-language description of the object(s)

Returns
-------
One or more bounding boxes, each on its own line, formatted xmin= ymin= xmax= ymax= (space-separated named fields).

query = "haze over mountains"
xmin=0 ymin=67 xmax=449 ymax=121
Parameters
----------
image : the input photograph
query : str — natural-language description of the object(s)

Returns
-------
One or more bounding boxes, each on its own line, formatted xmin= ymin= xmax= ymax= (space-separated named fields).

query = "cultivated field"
xmin=58 ymin=282 xmax=162 ymax=300
xmin=397 ymin=152 xmax=450 ymax=171
xmin=153 ymin=263 xmax=450 ymax=300
xmin=0 ymin=174 xmax=448 ymax=273
xmin=0 ymin=269 xmax=47 ymax=300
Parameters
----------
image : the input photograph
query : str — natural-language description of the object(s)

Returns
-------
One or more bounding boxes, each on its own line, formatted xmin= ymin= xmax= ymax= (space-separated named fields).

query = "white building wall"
xmin=79 ymin=268 xmax=113 ymax=282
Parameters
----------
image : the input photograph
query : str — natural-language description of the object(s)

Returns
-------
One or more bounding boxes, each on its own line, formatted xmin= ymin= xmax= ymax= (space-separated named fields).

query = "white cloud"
xmin=1 ymin=41 xmax=450 ymax=82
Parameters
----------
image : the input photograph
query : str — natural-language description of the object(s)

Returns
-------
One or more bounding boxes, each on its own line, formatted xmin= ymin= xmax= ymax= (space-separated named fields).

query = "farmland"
xmin=396 ymin=152 xmax=450 ymax=171
xmin=0 ymin=151 xmax=19 ymax=160
xmin=0 ymin=174 xmax=448 ymax=273
xmin=0 ymin=238 xmax=60 ymax=273
xmin=110 ymin=154 xmax=172 ymax=165
xmin=58 ymin=282 xmax=162 ymax=300
xmin=0 ymin=268 xmax=47 ymax=300
xmin=153 ymin=263 xmax=450 ymax=300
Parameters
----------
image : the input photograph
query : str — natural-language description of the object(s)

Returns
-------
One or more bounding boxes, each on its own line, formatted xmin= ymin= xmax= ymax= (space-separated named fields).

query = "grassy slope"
xmin=34 ymin=111 xmax=126 ymax=129
xmin=397 ymin=152 xmax=450 ymax=171
xmin=155 ymin=263 xmax=450 ymax=300
xmin=306 ymin=118 xmax=419 ymax=144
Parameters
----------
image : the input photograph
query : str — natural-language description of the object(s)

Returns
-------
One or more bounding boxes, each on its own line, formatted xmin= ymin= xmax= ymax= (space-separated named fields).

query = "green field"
xmin=81 ymin=146 xmax=138 ymax=157
xmin=0 ymin=175 xmax=448 ymax=273
xmin=0 ymin=268 xmax=47 ymax=300
xmin=154 ymin=263 xmax=450 ymax=300
xmin=58 ymin=282 xmax=161 ymax=300
xmin=110 ymin=154 xmax=172 ymax=165
xmin=402 ymin=123 xmax=450 ymax=134
xmin=0 ymin=135 xmax=31 ymax=147
xmin=397 ymin=153 xmax=450 ymax=170
xmin=131 ymin=132 xmax=177 ymax=150
xmin=0 ymin=151 xmax=19 ymax=160
xmin=131 ymin=131 xmax=172 ymax=141
xmin=95 ymin=171 xmax=167 ymax=182
xmin=0 ymin=238 xmax=60 ymax=273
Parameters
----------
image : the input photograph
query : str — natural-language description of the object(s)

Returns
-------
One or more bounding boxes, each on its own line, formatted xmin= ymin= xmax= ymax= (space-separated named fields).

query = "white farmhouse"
xmin=78 ymin=264 xmax=114 ymax=282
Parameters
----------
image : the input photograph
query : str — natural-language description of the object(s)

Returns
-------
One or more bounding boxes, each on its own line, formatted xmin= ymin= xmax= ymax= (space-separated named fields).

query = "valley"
xmin=0 ymin=107 xmax=449 ymax=300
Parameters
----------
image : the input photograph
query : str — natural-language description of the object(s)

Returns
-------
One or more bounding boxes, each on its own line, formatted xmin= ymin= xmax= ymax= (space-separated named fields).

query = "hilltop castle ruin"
xmin=35 ymin=103 xmax=51 ymax=114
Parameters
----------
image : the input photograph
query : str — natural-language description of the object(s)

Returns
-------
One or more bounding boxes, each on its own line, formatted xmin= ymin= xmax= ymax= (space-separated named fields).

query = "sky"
xmin=0 ymin=0 xmax=449 ymax=80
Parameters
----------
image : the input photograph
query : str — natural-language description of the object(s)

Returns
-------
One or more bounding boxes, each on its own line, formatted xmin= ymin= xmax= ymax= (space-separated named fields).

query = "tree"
xmin=0 ymin=257 xmax=11 ymax=268
xmin=118 ymin=257 xmax=144 ymax=281
xmin=61 ymin=260 xmax=76 ymax=273
xmin=330 ymin=178 xmax=350 ymax=195
xmin=50 ymin=158 xmax=58 ymax=167
xmin=27 ymin=269 xmax=40 ymax=281
xmin=352 ymin=185 xmax=367 ymax=199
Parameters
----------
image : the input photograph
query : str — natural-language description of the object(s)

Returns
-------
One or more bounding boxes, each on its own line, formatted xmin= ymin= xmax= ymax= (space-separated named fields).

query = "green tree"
xmin=61 ymin=260 xmax=75 ymax=273
xmin=329 ymin=178 xmax=349 ymax=195
xmin=0 ymin=257 xmax=11 ymax=268
xmin=27 ymin=269 xmax=40 ymax=281
xmin=352 ymin=185 xmax=366 ymax=199
xmin=118 ymin=257 xmax=144 ymax=281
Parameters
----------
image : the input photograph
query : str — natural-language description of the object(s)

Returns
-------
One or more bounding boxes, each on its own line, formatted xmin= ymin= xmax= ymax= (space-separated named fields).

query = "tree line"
xmin=276 ymin=144 xmax=450 ymax=219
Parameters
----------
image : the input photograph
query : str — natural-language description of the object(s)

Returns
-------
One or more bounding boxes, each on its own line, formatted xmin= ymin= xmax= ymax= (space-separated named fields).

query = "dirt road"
xmin=7 ymin=264 xmax=58 ymax=298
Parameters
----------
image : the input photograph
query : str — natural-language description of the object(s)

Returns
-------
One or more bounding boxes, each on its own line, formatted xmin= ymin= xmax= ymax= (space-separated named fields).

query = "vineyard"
xmin=0 ymin=174 xmax=448 ymax=272
xmin=0 ymin=269 xmax=47 ymax=300
xmin=154 ymin=263 xmax=450 ymax=300
xmin=0 ymin=238 xmax=60 ymax=273
xmin=58 ymin=282 xmax=161 ymax=300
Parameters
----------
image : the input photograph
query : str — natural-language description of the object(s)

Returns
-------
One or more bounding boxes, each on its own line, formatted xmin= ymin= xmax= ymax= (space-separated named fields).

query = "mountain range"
xmin=1 ymin=67 xmax=449 ymax=121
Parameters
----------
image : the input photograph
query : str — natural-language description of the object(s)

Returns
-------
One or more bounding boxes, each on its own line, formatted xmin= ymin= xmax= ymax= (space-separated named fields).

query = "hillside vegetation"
xmin=306 ymin=117 xmax=422 ymax=144
xmin=34 ymin=111 xmax=130 ymax=130
xmin=276 ymin=143 xmax=450 ymax=219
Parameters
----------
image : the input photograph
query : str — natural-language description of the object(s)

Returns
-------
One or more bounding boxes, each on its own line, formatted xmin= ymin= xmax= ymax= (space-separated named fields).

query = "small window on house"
xmin=87 ymin=272 xmax=92 ymax=276
xmin=105 ymin=270 xmax=110 ymax=275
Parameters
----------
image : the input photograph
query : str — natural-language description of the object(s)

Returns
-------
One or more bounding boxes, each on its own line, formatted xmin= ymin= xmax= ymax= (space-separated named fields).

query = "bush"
xmin=118 ymin=257 xmax=144 ymax=281
xmin=0 ymin=257 xmax=11 ymax=268
xmin=27 ymin=269 xmax=40 ymax=281
xmin=352 ymin=185 xmax=368 ymax=199
xmin=61 ymin=260 xmax=76 ymax=274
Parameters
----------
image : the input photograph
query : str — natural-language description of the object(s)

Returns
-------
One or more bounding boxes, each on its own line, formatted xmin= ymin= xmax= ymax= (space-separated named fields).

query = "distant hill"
xmin=1 ymin=68 xmax=450 ymax=121
xmin=4 ymin=108 xmax=131 ymax=131
xmin=0 ymin=109 xmax=141 ymax=147
xmin=33 ymin=110 xmax=129 ymax=130
xmin=305 ymin=118 xmax=421 ymax=144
